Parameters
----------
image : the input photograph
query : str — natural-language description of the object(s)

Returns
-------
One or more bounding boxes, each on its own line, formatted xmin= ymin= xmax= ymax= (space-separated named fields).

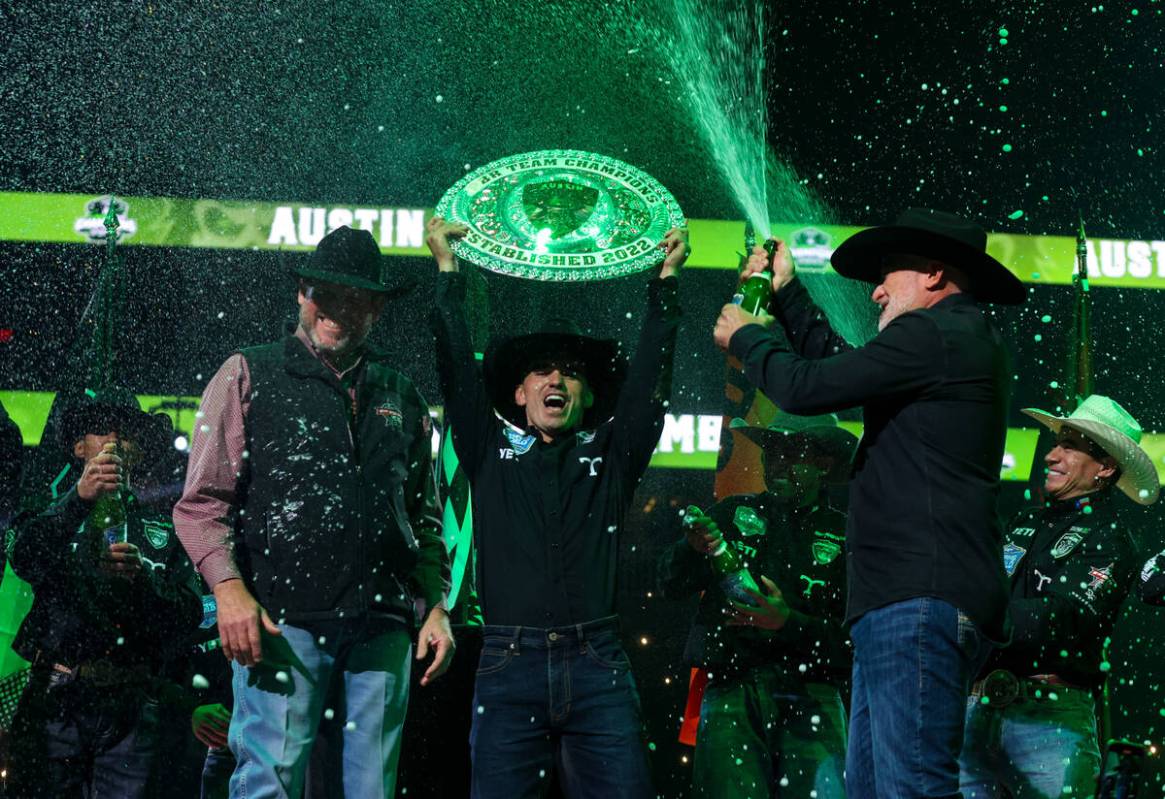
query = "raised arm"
xmin=610 ymin=227 xmax=687 ymax=481
xmin=741 ymin=240 xmax=855 ymax=358
xmin=724 ymin=310 xmax=941 ymax=417
xmin=426 ymin=216 xmax=497 ymax=473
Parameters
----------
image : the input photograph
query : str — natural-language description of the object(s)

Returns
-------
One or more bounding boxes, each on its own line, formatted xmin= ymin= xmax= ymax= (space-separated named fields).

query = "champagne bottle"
xmin=734 ymin=272 xmax=773 ymax=315
xmin=89 ymin=442 xmax=128 ymax=546
xmin=683 ymin=505 xmax=761 ymax=606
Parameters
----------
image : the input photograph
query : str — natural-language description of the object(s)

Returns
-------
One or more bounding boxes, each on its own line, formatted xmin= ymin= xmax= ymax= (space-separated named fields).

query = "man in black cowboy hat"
xmin=425 ymin=216 xmax=688 ymax=799
xmin=658 ymin=411 xmax=855 ymax=799
xmin=713 ymin=208 xmax=1025 ymax=798
xmin=6 ymin=387 xmax=202 ymax=798
xmin=173 ymin=225 xmax=453 ymax=798
xmin=959 ymin=395 xmax=1160 ymax=798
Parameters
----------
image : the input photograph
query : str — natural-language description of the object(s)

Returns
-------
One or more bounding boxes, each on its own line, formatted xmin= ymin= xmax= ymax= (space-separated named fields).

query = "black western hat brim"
xmin=483 ymin=332 xmax=627 ymax=427
xmin=830 ymin=226 xmax=1026 ymax=305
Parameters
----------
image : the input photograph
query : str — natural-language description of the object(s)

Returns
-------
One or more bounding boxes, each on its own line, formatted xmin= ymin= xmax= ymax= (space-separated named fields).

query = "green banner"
xmin=2 ymin=191 xmax=1164 ymax=289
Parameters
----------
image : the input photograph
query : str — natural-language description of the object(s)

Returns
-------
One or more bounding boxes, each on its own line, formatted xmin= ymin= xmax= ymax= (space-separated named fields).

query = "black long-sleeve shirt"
xmin=984 ymin=491 xmax=1143 ymax=689
xmin=657 ymin=492 xmax=850 ymax=685
xmin=728 ymin=278 xmax=1012 ymax=640
xmin=9 ymin=486 xmax=202 ymax=669
xmin=430 ymin=271 xmax=680 ymax=627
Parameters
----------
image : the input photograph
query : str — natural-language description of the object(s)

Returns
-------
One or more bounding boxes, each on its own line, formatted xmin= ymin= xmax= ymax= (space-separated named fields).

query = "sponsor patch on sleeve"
xmin=1002 ymin=542 xmax=1027 ymax=576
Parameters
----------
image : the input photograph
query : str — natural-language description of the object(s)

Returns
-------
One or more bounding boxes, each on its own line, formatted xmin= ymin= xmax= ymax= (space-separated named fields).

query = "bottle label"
xmin=103 ymin=522 xmax=128 ymax=547
xmin=722 ymin=570 xmax=761 ymax=607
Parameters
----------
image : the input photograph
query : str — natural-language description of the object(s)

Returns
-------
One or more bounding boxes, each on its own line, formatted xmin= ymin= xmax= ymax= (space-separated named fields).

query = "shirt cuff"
xmin=199 ymin=553 xmax=242 ymax=589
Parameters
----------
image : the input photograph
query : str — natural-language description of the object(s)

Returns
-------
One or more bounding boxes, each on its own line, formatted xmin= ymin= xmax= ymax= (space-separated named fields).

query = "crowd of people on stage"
xmin=2 ymin=207 xmax=1164 ymax=798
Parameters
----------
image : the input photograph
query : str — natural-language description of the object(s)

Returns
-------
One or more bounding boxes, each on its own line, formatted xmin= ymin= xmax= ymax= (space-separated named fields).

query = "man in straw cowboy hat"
xmin=959 ymin=394 xmax=1160 ymax=798
xmin=658 ymin=410 xmax=855 ymax=798
xmin=426 ymin=216 xmax=688 ymax=799
xmin=174 ymin=225 xmax=453 ymax=797
xmin=713 ymin=208 xmax=1027 ymax=798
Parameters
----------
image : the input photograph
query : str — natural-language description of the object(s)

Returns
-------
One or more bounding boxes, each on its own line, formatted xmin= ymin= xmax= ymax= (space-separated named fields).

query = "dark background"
xmin=2 ymin=1 xmax=1164 ymax=796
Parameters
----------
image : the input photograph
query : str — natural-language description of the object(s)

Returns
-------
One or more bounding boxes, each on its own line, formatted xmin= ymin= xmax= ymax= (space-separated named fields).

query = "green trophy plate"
xmin=436 ymin=149 xmax=685 ymax=281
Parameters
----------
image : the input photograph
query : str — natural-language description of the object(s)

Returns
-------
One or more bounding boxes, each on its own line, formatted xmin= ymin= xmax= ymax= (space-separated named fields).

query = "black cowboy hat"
xmin=830 ymin=208 xmax=1026 ymax=305
xmin=58 ymin=386 xmax=172 ymax=456
xmin=729 ymin=411 xmax=858 ymax=483
xmin=483 ymin=319 xmax=628 ymax=429
xmin=290 ymin=225 xmax=415 ymax=297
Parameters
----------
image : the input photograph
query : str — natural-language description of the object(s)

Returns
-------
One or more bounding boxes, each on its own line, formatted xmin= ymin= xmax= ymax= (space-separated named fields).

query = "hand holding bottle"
xmin=77 ymin=442 xmax=123 ymax=501
xmin=726 ymin=575 xmax=791 ymax=631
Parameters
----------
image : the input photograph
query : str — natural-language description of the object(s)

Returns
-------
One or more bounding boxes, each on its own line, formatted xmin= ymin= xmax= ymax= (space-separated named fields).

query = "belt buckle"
xmin=982 ymin=669 xmax=1020 ymax=707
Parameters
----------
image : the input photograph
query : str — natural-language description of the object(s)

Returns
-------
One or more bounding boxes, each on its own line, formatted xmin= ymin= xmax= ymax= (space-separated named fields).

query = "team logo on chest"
xmin=142 ymin=519 xmax=172 ymax=550
xmin=1051 ymin=531 xmax=1085 ymax=559
xmin=375 ymin=401 xmax=403 ymax=429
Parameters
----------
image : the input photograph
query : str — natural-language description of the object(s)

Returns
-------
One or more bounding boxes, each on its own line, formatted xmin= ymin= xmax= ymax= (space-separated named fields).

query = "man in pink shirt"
xmin=174 ymin=225 xmax=454 ymax=798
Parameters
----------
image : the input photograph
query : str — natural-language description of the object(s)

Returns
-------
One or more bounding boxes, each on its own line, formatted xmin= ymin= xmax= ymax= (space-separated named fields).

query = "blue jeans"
xmin=202 ymin=745 xmax=235 ymax=799
xmin=959 ymin=687 xmax=1101 ymax=797
xmin=5 ymin=670 xmax=162 ymax=799
xmin=468 ymin=617 xmax=653 ymax=799
xmin=846 ymin=597 xmax=992 ymax=799
xmin=228 ymin=619 xmax=412 ymax=799
xmin=693 ymin=671 xmax=847 ymax=798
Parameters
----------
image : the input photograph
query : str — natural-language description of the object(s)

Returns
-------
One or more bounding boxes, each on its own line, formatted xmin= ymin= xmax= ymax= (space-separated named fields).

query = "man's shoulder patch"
xmin=1002 ymin=542 xmax=1027 ymax=575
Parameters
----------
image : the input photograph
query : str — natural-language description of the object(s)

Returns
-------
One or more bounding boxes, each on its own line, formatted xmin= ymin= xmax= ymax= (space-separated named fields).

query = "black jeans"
xmin=5 ymin=669 xmax=162 ymax=798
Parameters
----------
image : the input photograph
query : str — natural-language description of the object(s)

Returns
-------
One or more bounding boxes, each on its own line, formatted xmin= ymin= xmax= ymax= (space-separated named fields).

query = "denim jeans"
xmin=692 ymin=670 xmax=847 ymax=799
xmin=846 ymin=597 xmax=992 ymax=799
xmin=959 ymin=686 xmax=1101 ymax=797
xmin=468 ymin=617 xmax=653 ymax=799
xmin=228 ymin=619 xmax=411 ymax=799
xmin=201 ymin=745 xmax=235 ymax=799
xmin=5 ymin=669 xmax=162 ymax=799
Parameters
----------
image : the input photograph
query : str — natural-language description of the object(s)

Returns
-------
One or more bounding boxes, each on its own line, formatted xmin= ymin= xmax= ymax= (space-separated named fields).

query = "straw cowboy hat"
xmin=1023 ymin=394 xmax=1160 ymax=505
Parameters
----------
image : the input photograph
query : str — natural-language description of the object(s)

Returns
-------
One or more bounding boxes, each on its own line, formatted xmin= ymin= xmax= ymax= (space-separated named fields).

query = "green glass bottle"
xmin=734 ymin=271 xmax=773 ymax=315
xmin=90 ymin=490 xmax=127 ymax=546
xmin=683 ymin=505 xmax=761 ymax=606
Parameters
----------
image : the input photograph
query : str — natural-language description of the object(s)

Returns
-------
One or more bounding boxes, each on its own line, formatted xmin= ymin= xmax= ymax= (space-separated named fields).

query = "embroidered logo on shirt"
xmin=578 ymin=456 xmax=603 ymax=477
xmin=812 ymin=540 xmax=842 ymax=565
xmin=800 ymin=575 xmax=825 ymax=598
xmin=1051 ymin=531 xmax=1085 ymax=559
xmin=1033 ymin=568 xmax=1051 ymax=591
xmin=1011 ymin=526 xmax=1036 ymax=539
xmin=576 ymin=430 xmax=596 ymax=445
xmin=503 ymin=427 xmax=536 ymax=456
xmin=142 ymin=519 xmax=172 ymax=549
xmin=1143 ymin=553 xmax=1162 ymax=583
xmin=1002 ymin=542 xmax=1027 ymax=575
xmin=733 ymin=506 xmax=766 ymax=538
xmin=375 ymin=401 xmax=403 ymax=429
xmin=1087 ymin=564 xmax=1113 ymax=592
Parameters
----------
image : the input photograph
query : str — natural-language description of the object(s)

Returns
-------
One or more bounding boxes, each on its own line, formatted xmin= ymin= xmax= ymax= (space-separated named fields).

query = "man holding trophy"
xmin=425 ymin=149 xmax=688 ymax=798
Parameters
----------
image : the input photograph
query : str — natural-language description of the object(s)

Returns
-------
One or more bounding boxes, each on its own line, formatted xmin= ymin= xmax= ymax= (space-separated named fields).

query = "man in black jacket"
xmin=959 ymin=394 xmax=1159 ymax=797
xmin=659 ymin=411 xmax=854 ymax=798
xmin=174 ymin=226 xmax=453 ymax=798
xmin=6 ymin=388 xmax=202 ymax=798
xmin=426 ymin=216 xmax=687 ymax=799
xmin=713 ymin=209 xmax=1026 ymax=798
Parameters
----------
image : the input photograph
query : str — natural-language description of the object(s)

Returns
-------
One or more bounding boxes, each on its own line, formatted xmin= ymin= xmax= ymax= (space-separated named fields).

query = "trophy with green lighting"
xmin=435 ymin=149 xmax=685 ymax=281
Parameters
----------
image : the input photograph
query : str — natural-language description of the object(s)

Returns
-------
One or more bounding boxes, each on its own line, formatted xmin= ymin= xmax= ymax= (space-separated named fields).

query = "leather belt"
xmin=971 ymin=669 xmax=1090 ymax=708
xmin=44 ymin=660 xmax=153 ymax=688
